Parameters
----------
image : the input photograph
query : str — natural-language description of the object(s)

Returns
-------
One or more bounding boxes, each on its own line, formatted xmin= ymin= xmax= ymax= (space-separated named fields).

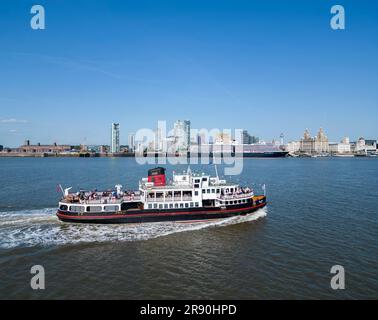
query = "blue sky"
xmin=0 ymin=0 xmax=377 ymax=147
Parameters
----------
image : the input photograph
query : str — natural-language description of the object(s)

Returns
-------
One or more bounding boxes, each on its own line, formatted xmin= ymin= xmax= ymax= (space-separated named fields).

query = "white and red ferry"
xmin=57 ymin=167 xmax=267 ymax=224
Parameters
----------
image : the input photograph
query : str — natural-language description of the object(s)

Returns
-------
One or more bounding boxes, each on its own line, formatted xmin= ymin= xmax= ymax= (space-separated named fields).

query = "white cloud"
xmin=0 ymin=118 xmax=28 ymax=123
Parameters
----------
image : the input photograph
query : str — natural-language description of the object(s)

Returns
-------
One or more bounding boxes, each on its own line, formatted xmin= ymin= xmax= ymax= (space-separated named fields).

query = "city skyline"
xmin=2 ymin=119 xmax=376 ymax=150
xmin=1 ymin=1 xmax=377 ymax=147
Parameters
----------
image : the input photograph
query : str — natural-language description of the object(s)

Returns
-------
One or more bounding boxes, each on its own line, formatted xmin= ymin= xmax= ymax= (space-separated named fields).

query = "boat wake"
xmin=0 ymin=207 xmax=267 ymax=249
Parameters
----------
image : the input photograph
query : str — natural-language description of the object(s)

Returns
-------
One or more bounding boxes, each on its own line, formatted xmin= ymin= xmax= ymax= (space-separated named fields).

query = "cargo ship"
xmin=57 ymin=167 xmax=267 ymax=224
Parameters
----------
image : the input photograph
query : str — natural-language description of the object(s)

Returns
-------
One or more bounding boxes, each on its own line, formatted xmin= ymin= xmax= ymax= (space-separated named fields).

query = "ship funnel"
xmin=148 ymin=167 xmax=166 ymax=186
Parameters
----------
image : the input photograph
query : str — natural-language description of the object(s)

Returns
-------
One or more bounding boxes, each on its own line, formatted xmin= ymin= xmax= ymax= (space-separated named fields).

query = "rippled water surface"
xmin=0 ymin=157 xmax=377 ymax=299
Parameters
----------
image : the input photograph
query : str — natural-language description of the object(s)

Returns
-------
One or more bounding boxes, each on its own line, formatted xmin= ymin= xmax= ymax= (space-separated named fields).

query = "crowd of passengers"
xmin=64 ymin=190 xmax=140 ymax=203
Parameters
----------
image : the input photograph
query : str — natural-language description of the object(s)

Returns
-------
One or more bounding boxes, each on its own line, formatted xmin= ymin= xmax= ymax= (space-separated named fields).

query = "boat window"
xmin=59 ymin=205 xmax=68 ymax=211
xmin=70 ymin=205 xmax=85 ymax=213
xmin=202 ymin=177 xmax=207 ymax=182
xmin=194 ymin=184 xmax=200 ymax=188
xmin=159 ymin=204 xmax=163 ymax=209
xmin=175 ymin=203 xmax=179 ymax=208
xmin=207 ymin=189 xmax=210 ymax=193
xmin=183 ymin=191 xmax=192 ymax=197
xmin=226 ymin=201 xmax=229 ymax=205
xmin=174 ymin=191 xmax=181 ymax=198
xmin=211 ymin=189 xmax=215 ymax=193
xmin=180 ymin=203 xmax=184 ymax=208
xmin=216 ymin=189 xmax=220 ymax=193
xmin=202 ymin=189 xmax=206 ymax=193
xmin=154 ymin=204 xmax=158 ymax=209
xmin=87 ymin=206 xmax=103 ymax=212
xmin=164 ymin=204 xmax=168 ymax=209
xmin=148 ymin=204 xmax=152 ymax=209
xmin=104 ymin=205 xmax=118 ymax=212
xmin=169 ymin=203 xmax=173 ymax=208
xmin=195 ymin=191 xmax=199 ymax=196
xmin=195 ymin=202 xmax=199 ymax=207
xmin=190 ymin=202 xmax=194 ymax=207
xmin=185 ymin=203 xmax=189 ymax=208
xmin=195 ymin=179 xmax=200 ymax=183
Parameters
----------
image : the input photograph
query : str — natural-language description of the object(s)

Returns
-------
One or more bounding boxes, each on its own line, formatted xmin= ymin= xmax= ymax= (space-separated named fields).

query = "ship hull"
xmin=242 ymin=151 xmax=288 ymax=158
xmin=56 ymin=200 xmax=266 ymax=224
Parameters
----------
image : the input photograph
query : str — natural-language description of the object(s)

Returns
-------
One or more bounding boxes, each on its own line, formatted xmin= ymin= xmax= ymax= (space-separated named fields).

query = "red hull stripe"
xmin=57 ymin=203 xmax=266 ymax=220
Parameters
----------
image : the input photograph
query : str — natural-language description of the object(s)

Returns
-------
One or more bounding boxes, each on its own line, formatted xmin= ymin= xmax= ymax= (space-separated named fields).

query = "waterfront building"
xmin=351 ymin=137 xmax=377 ymax=154
xmin=286 ymin=141 xmax=301 ymax=153
xmin=111 ymin=123 xmax=120 ymax=152
xmin=242 ymin=130 xmax=250 ymax=144
xmin=173 ymin=120 xmax=191 ymax=151
xmin=314 ymin=128 xmax=329 ymax=153
xmin=364 ymin=139 xmax=377 ymax=153
xmin=351 ymin=137 xmax=365 ymax=153
xmin=99 ymin=145 xmax=110 ymax=153
xmin=154 ymin=127 xmax=163 ymax=152
xmin=128 ymin=133 xmax=135 ymax=152
xmin=329 ymin=137 xmax=351 ymax=154
xmin=80 ymin=144 xmax=88 ymax=152
xmin=299 ymin=128 xmax=329 ymax=154
xmin=17 ymin=141 xmax=71 ymax=153
xmin=111 ymin=123 xmax=120 ymax=153
xmin=299 ymin=129 xmax=314 ymax=153
xmin=215 ymin=132 xmax=232 ymax=145
xmin=242 ymin=130 xmax=259 ymax=144
xmin=0 ymin=145 xmax=3 ymax=152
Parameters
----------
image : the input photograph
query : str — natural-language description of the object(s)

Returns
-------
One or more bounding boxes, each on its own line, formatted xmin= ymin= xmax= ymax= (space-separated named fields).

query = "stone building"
xmin=328 ymin=137 xmax=351 ymax=154
xmin=299 ymin=128 xmax=329 ymax=154
xmin=18 ymin=142 xmax=71 ymax=153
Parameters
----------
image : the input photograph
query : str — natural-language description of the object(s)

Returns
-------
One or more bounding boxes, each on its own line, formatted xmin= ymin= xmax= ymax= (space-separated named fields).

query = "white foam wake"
xmin=0 ymin=207 xmax=267 ymax=249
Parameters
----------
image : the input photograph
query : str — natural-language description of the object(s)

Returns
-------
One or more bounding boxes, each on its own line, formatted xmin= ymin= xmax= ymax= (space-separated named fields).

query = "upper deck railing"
xmin=218 ymin=192 xmax=254 ymax=200
xmin=61 ymin=195 xmax=141 ymax=205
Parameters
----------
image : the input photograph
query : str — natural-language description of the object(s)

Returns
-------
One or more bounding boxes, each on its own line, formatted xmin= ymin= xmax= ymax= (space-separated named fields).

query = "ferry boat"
xmin=56 ymin=167 xmax=267 ymax=224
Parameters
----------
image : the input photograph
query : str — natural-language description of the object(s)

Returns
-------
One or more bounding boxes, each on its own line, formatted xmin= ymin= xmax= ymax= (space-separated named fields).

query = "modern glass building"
xmin=111 ymin=123 xmax=120 ymax=153
xmin=173 ymin=120 xmax=191 ymax=151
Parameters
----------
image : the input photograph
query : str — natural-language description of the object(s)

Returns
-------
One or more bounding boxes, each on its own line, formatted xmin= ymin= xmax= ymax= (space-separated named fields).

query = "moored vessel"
xmin=57 ymin=167 xmax=267 ymax=224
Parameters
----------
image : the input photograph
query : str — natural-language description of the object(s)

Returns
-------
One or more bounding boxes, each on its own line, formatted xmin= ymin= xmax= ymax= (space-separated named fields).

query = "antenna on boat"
xmin=214 ymin=164 xmax=219 ymax=181
xmin=214 ymin=163 xmax=219 ymax=183
xmin=262 ymin=184 xmax=266 ymax=196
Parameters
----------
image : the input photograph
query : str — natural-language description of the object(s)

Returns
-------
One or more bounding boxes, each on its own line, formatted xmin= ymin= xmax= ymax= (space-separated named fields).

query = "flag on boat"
xmin=56 ymin=184 xmax=63 ymax=194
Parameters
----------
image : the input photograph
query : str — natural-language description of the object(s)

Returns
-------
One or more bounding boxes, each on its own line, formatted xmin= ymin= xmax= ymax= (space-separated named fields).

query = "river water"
xmin=0 ymin=157 xmax=377 ymax=299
